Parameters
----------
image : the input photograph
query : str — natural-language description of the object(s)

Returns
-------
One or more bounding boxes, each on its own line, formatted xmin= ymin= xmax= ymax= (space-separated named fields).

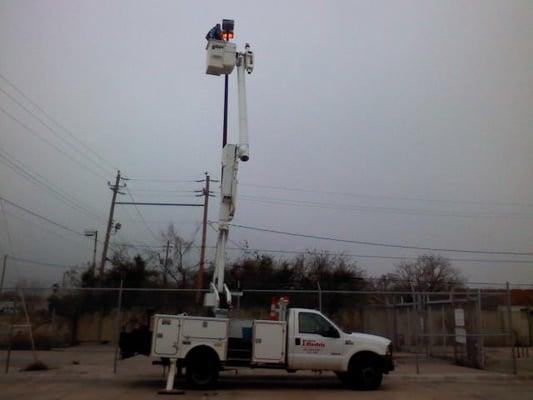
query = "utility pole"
xmin=92 ymin=231 xmax=98 ymax=275
xmin=96 ymin=171 xmax=124 ymax=343
xmin=84 ymin=230 xmax=98 ymax=279
xmin=196 ymin=173 xmax=213 ymax=301
xmin=0 ymin=255 xmax=7 ymax=294
xmin=98 ymin=170 xmax=124 ymax=286
xmin=163 ymin=240 xmax=170 ymax=286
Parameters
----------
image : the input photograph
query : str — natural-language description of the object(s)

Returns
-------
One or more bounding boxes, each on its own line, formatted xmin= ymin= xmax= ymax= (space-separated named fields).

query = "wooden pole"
xmin=197 ymin=173 xmax=210 ymax=303
xmin=19 ymin=289 xmax=38 ymax=363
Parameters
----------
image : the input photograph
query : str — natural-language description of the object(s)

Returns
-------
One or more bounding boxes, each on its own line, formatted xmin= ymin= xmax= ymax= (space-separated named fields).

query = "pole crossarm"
xmin=116 ymin=202 xmax=203 ymax=207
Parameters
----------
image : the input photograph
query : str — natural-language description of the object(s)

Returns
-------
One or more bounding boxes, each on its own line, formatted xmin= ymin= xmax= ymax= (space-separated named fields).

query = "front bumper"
xmin=379 ymin=354 xmax=395 ymax=373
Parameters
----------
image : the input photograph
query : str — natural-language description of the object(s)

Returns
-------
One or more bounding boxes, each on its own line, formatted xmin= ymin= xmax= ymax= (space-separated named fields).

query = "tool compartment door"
xmin=177 ymin=317 xmax=229 ymax=361
xmin=252 ymin=320 xmax=286 ymax=363
xmin=152 ymin=315 xmax=180 ymax=357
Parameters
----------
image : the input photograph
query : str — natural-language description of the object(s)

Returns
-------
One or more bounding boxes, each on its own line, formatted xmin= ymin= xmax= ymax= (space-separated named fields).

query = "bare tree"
xmin=158 ymin=223 xmax=200 ymax=288
xmin=379 ymin=254 xmax=465 ymax=292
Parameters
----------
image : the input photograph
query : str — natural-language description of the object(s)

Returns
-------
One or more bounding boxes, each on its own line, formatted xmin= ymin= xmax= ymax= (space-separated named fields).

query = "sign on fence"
xmin=455 ymin=308 xmax=466 ymax=344
xmin=0 ymin=301 xmax=16 ymax=314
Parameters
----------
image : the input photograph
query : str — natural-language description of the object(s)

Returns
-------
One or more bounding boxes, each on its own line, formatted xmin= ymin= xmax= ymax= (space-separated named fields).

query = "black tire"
xmin=186 ymin=352 xmax=219 ymax=389
xmin=352 ymin=359 xmax=383 ymax=390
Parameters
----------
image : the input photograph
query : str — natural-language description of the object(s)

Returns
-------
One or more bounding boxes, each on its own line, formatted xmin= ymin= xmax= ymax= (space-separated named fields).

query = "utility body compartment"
xmin=151 ymin=314 xmax=229 ymax=362
xmin=252 ymin=320 xmax=286 ymax=364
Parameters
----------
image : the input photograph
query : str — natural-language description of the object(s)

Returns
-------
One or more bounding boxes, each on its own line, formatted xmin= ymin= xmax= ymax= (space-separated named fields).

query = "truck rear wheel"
xmin=185 ymin=349 xmax=219 ymax=389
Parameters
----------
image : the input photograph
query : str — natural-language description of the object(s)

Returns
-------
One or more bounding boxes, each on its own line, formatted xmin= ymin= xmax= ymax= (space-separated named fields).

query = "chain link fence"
xmin=1 ymin=284 xmax=532 ymax=374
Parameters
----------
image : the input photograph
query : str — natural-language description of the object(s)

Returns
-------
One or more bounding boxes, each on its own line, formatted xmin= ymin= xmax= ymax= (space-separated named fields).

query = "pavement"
xmin=1 ymin=346 xmax=533 ymax=399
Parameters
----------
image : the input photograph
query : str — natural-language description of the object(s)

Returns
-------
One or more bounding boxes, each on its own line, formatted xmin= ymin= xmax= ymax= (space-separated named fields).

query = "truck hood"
xmin=348 ymin=332 xmax=391 ymax=347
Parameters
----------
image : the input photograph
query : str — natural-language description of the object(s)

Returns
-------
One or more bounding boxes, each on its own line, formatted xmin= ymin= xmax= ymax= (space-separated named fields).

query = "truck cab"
xmin=287 ymin=308 xmax=393 ymax=380
xmin=150 ymin=307 xmax=394 ymax=390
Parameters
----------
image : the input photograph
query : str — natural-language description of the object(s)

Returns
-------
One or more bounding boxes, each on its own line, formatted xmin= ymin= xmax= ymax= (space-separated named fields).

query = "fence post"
xmin=476 ymin=289 xmax=484 ymax=368
xmin=113 ymin=280 xmax=124 ymax=374
xmin=4 ymin=315 xmax=14 ymax=373
xmin=406 ymin=308 xmax=411 ymax=349
xmin=427 ymin=295 xmax=432 ymax=358
xmin=392 ymin=296 xmax=398 ymax=349
xmin=0 ymin=255 xmax=7 ymax=294
xmin=441 ymin=305 xmax=447 ymax=358
xmin=19 ymin=289 xmax=38 ymax=364
xmin=506 ymin=281 xmax=517 ymax=374
xmin=410 ymin=284 xmax=420 ymax=374
xmin=317 ymin=281 xmax=322 ymax=312
xmin=451 ymin=288 xmax=457 ymax=362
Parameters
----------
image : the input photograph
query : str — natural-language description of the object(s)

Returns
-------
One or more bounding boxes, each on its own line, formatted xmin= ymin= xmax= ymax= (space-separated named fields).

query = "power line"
xmin=0 ymin=72 xmax=118 ymax=173
xmin=126 ymin=178 xmax=198 ymax=183
xmin=125 ymin=188 xmax=161 ymax=243
xmin=127 ymin=188 xmax=197 ymax=194
xmin=10 ymin=256 xmax=77 ymax=269
xmin=119 ymin=218 xmax=199 ymax=224
xmin=207 ymin=221 xmax=247 ymax=251
xmin=239 ymin=194 xmax=533 ymax=219
xmin=116 ymin=201 xmax=203 ymax=207
xmin=111 ymin=206 xmax=156 ymax=250
xmin=0 ymin=147 xmax=105 ymax=222
xmin=0 ymin=195 xmax=85 ymax=237
xmin=113 ymin=241 xmax=533 ymax=264
xmin=240 ymin=182 xmax=533 ymax=208
xmin=113 ymin=242 xmax=533 ymax=264
xmin=226 ymin=223 xmax=533 ymax=256
xmin=2 ymin=208 xmax=88 ymax=246
xmin=115 ymin=243 xmax=164 ymax=249
xmin=0 ymin=86 xmax=113 ymax=176
xmin=217 ymin=246 xmax=533 ymax=264
xmin=0 ymin=106 xmax=108 ymax=180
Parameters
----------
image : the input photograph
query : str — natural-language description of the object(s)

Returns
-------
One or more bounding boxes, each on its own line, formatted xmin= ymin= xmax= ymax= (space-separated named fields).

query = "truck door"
xmin=288 ymin=311 xmax=344 ymax=371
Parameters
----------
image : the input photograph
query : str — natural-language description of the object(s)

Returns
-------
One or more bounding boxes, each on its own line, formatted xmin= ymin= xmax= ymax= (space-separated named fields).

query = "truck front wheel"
xmin=185 ymin=348 xmax=219 ymax=389
xmin=354 ymin=362 xmax=382 ymax=390
xmin=343 ymin=354 xmax=383 ymax=390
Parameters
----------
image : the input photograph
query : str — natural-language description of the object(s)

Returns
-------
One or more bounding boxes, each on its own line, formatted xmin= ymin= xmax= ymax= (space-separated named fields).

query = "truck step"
xmin=225 ymin=357 xmax=252 ymax=367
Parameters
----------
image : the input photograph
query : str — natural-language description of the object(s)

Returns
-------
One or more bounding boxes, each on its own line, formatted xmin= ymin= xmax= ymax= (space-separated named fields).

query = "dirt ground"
xmin=1 ymin=346 xmax=532 ymax=400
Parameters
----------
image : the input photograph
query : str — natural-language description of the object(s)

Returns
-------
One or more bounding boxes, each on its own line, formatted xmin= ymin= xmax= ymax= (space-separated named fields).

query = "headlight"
xmin=386 ymin=343 xmax=393 ymax=357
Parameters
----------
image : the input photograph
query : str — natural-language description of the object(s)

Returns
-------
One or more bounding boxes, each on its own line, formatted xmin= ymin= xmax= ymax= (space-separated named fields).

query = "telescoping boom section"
xmin=204 ymin=20 xmax=254 ymax=316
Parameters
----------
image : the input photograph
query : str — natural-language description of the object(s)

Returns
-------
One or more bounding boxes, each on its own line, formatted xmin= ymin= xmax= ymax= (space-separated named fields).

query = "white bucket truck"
xmin=152 ymin=302 xmax=394 ymax=390
xmin=147 ymin=20 xmax=394 ymax=391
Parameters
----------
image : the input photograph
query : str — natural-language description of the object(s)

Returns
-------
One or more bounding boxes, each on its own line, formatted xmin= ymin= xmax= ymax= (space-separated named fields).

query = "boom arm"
xmin=204 ymin=37 xmax=254 ymax=316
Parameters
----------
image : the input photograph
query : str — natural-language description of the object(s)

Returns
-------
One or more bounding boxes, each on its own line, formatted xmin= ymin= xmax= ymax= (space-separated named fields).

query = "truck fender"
xmin=183 ymin=343 xmax=222 ymax=364
xmin=343 ymin=350 xmax=383 ymax=372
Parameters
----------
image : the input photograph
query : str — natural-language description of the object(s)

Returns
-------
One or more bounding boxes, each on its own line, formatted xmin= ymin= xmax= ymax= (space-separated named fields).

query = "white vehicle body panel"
xmin=288 ymin=309 xmax=344 ymax=371
xmin=152 ymin=314 xmax=181 ymax=357
xmin=252 ymin=320 xmax=286 ymax=364
xmin=150 ymin=308 xmax=391 ymax=374
xmin=151 ymin=314 xmax=229 ymax=361
xmin=286 ymin=308 xmax=390 ymax=372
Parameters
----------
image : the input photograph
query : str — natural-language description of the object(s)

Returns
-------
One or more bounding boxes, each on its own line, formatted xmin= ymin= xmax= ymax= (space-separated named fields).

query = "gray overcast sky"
xmin=1 ymin=0 xmax=532 ymax=287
